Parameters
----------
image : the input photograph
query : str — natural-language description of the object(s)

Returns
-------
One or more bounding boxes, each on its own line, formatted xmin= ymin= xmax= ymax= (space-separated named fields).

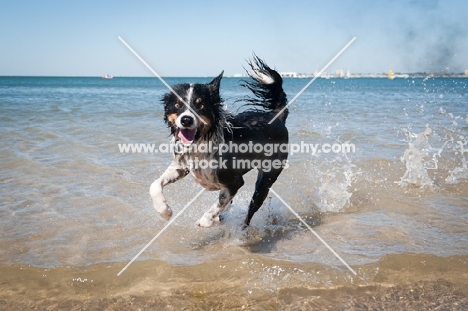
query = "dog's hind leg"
xmin=197 ymin=178 xmax=244 ymax=228
xmin=243 ymin=169 xmax=282 ymax=228
xmin=149 ymin=161 xmax=189 ymax=220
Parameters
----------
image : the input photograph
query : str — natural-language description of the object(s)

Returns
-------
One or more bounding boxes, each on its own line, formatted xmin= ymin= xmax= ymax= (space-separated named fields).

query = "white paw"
xmin=157 ymin=204 xmax=173 ymax=220
xmin=150 ymin=185 xmax=172 ymax=220
xmin=196 ymin=214 xmax=220 ymax=228
xmin=151 ymin=198 xmax=173 ymax=220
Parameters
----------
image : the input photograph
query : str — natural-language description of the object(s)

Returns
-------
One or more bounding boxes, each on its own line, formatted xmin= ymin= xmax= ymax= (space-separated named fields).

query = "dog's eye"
xmin=174 ymin=102 xmax=180 ymax=109
xmin=195 ymin=98 xmax=204 ymax=109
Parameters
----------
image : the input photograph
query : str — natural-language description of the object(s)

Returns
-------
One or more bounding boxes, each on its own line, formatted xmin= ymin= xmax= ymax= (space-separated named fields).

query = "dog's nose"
xmin=180 ymin=115 xmax=194 ymax=127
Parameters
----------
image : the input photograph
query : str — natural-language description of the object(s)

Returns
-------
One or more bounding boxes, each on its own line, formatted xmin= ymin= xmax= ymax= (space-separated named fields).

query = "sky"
xmin=1 ymin=0 xmax=468 ymax=76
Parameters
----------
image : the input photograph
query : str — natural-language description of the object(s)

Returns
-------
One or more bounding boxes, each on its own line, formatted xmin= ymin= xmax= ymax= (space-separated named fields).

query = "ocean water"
xmin=1 ymin=76 xmax=467 ymax=309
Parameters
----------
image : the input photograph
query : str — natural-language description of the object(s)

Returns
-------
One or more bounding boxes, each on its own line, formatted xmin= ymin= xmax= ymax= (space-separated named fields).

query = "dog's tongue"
xmin=178 ymin=129 xmax=197 ymax=145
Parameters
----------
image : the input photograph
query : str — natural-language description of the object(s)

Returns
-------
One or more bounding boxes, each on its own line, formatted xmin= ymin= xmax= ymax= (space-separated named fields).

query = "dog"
xmin=149 ymin=56 xmax=289 ymax=228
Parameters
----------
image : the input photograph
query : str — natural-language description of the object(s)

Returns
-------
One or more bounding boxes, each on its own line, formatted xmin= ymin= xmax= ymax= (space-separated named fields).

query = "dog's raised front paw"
xmin=158 ymin=205 xmax=173 ymax=220
xmin=151 ymin=199 xmax=173 ymax=220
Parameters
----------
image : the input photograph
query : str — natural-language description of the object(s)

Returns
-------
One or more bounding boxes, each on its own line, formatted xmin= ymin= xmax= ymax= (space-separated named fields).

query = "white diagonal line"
xmin=268 ymin=37 xmax=356 ymax=124
xmin=269 ymin=188 xmax=357 ymax=275
xmin=117 ymin=188 xmax=205 ymax=276
xmin=117 ymin=36 xmax=207 ymax=125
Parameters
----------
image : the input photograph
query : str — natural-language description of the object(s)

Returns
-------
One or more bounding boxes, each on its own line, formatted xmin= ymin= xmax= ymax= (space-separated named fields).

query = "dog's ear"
xmin=209 ymin=70 xmax=223 ymax=91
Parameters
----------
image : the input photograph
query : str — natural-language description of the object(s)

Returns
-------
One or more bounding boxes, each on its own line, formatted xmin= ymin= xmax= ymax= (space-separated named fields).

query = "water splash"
xmin=313 ymin=155 xmax=357 ymax=212
xmin=446 ymin=139 xmax=468 ymax=184
xmin=396 ymin=125 xmax=444 ymax=189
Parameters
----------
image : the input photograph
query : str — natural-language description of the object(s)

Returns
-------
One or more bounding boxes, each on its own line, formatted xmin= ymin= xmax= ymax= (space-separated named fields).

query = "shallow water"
xmin=1 ymin=76 xmax=467 ymax=308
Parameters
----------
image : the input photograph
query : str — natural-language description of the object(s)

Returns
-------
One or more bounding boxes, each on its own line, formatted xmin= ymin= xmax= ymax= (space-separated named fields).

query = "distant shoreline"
xmin=275 ymin=72 xmax=468 ymax=79
xmin=1 ymin=74 xmax=468 ymax=79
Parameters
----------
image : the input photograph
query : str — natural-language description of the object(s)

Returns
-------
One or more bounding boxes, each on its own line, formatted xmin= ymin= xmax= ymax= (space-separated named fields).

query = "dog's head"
xmin=162 ymin=72 xmax=224 ymax=145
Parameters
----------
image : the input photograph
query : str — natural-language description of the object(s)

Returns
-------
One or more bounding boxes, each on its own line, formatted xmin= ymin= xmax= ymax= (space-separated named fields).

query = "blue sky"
xmin=2 ymin=0 xmax=467 ymax=76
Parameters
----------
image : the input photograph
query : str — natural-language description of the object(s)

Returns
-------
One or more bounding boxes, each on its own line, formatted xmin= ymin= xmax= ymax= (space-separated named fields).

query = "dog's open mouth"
xmin=177 ymin=128 xmax=197 ymax=145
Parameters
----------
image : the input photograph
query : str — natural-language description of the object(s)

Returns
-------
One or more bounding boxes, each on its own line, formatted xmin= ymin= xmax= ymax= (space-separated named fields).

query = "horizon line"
xmin=1 ymin=72 xmax=468 ymax=78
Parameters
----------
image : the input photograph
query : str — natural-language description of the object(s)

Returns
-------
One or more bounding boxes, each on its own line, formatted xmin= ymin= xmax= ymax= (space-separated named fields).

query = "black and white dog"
xmin=150 ymin=56 xmax=289 ymax=228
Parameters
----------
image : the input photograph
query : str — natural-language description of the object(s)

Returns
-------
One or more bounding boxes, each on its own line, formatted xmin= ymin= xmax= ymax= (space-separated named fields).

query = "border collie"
xmin=149 ymin=56 xmax=289 ymax=228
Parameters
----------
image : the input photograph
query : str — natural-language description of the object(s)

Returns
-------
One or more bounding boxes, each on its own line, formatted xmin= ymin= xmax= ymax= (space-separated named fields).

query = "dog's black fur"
xmin=150 ymin=56 xmax=289 ymax=228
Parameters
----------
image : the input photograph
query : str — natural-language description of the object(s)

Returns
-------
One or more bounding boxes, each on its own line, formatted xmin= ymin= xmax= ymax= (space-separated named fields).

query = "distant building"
xmin=280 ymin=72 xmax=299 ymax=78
xmin=465 ymin=70 xmax=468 ymax=76
xmin=314 ymin=70 xmax=329 ymax=78
xmin=334 ymin=69 xmax=345 ymax=78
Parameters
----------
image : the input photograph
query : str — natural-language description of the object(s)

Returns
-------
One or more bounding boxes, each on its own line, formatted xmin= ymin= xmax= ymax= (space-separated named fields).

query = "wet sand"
xmin=1 ymin=253 xmax=467 ymax=310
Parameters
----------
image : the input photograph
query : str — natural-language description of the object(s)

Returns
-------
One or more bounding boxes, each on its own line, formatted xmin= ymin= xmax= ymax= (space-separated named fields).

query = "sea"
xmin=1 ymin=76 xmax=467 ymax=309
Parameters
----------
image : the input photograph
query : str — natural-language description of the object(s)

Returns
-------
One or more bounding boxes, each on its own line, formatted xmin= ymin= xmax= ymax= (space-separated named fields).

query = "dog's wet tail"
xmin=243 ymin=55 xmax=289 ymax=123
